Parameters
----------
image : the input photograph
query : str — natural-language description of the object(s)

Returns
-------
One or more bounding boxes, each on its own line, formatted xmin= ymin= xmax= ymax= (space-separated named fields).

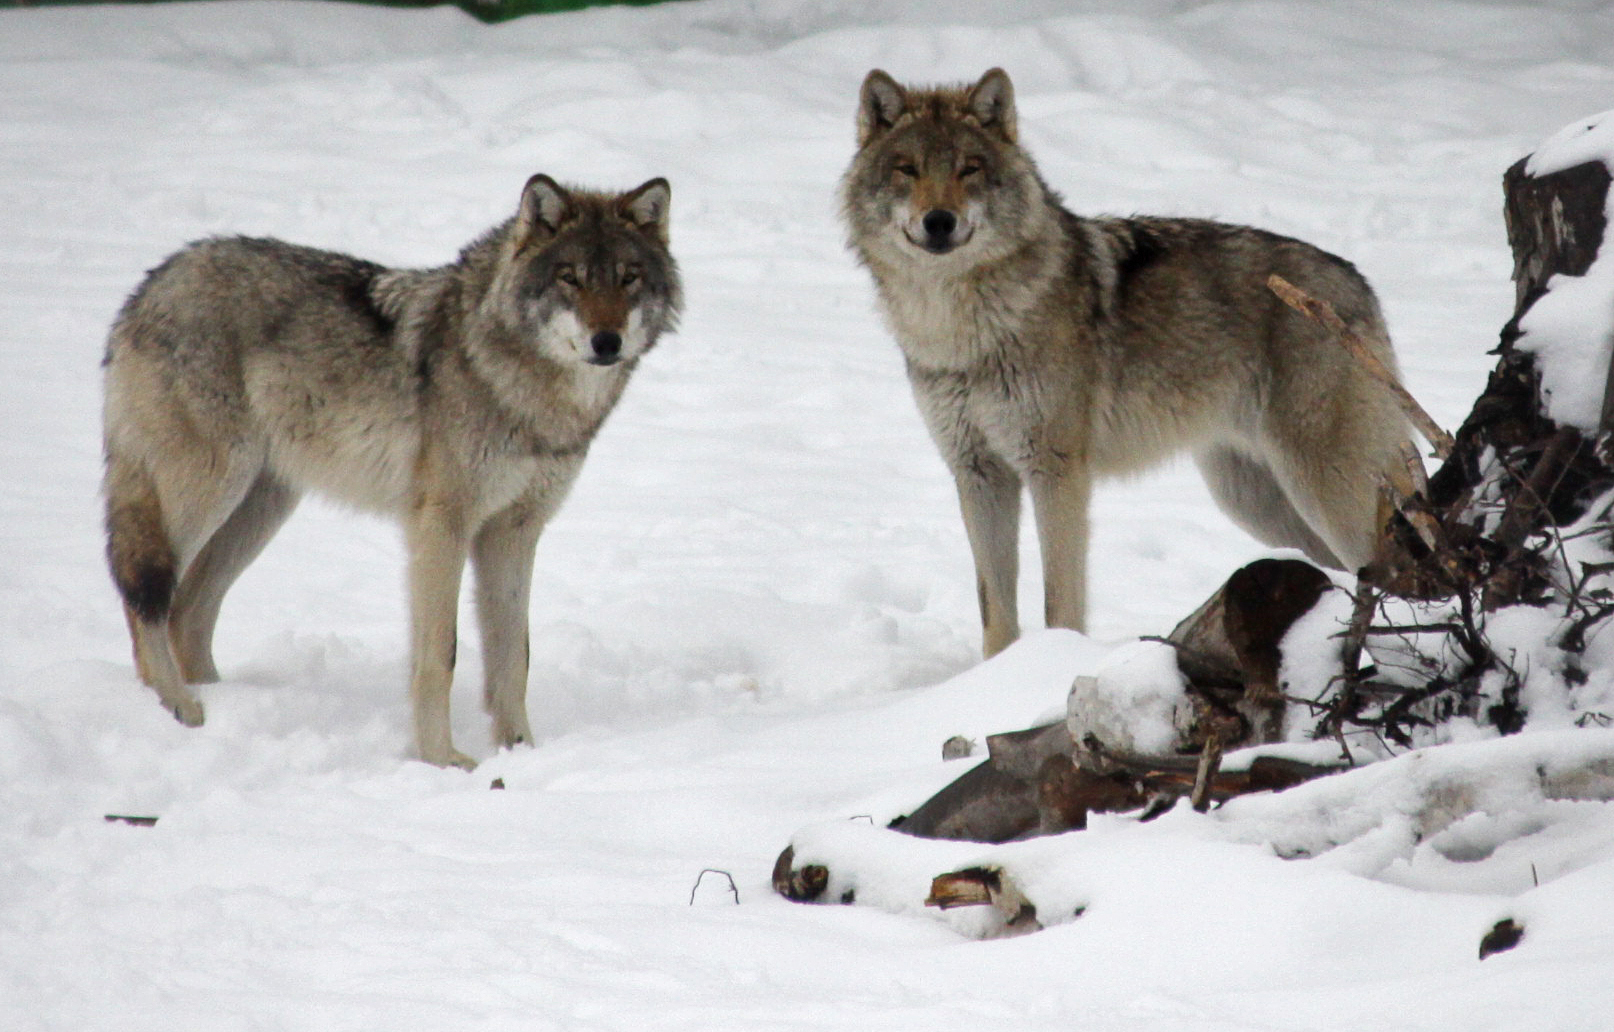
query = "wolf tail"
xmin=104 ymin=454 xmax=176 ymax=624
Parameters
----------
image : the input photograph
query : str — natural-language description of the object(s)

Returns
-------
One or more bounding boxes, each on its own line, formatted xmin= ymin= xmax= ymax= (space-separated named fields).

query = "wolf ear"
xmin=967 ymin=67 xmax=1017 ymax=143
xmin=618 ymin=178 xmax=671 ymax=245
xmin=857 ymin=69 xmax=908 ymax=147
xmin=514 ymin=174 xmax=575 ymax=250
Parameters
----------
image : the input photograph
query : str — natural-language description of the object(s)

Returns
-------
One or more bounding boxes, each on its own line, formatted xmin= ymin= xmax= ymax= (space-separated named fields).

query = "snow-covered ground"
xmin=4 ymin=1 xmax=1614 ymax=1028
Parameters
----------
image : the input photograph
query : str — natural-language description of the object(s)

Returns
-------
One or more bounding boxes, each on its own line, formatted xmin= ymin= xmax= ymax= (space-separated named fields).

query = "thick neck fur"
xmin=373 ymin=222 xmax=632 ymax=457
xmin=855 ymin=197 xmax=1072 ymax=373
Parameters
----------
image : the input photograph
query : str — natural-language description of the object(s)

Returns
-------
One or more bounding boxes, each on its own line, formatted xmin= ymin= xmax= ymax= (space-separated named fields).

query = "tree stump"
xmin=1418 ymin=155 xmax=1614 ymax=568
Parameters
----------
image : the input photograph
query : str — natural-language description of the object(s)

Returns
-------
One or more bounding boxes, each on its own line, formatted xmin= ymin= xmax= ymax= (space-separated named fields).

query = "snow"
xmin=1515 ymin=260 xmax=1614 ymax=431
xmin=5 ymin=0 xmax=1614 ymax=1028
xmin=1067 ymin=640 xmax=1192 ymax=755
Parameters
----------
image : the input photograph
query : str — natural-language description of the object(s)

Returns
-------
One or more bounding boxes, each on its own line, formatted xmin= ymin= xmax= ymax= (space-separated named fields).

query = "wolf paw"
xmin=422 ymin=746 xmax=478 ymax=771
xmin=491 ymin=720 xmax=534 ymax=751
xmin=167 ymin=695 xmax=205 ymax=727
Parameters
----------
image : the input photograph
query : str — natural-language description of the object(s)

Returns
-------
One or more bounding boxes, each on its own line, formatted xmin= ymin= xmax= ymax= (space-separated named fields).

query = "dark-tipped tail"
xmin=104 ymin=456 xmax=175 ymax=624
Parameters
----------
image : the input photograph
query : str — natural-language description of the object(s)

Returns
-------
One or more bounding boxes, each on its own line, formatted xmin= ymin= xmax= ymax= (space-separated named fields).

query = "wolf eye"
xmin=892 ymin=161 xmax=920 ymax=179
xmin=555 ymin=265 xmax=579 ymax=286
xmin=620 ymin=266 xmax=641 ymax=287
xmin=959 ymin=158 xmax=985 ymax=178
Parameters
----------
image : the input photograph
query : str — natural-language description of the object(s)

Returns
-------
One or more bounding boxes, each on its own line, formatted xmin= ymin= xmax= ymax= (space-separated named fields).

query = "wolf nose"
xmin=590 ymin=331 xmax=622 ymax=365
xmin=922 ymin=209 xmax=958 ymax=241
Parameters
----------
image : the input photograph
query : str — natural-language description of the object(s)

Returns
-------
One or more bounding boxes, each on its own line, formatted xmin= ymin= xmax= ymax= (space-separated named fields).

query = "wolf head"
xmin=496 ymin=175 xmax=682 ymax=368
xmin=841 ymin=68 xmax=1051 ymax=266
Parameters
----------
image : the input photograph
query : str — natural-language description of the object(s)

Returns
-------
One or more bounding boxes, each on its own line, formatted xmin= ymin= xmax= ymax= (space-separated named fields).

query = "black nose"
xmin=922 ymin=209 xmax=957 ymax=242
xmin=590 ymin=331 xmax=622 ymax=364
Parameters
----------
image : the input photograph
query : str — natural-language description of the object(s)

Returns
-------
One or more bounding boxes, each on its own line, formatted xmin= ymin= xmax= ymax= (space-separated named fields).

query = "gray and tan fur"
xmin=103 ymin=174 xmax=681 ymax=767
xmin=841 ymin=68 xmax=1411 ymax=656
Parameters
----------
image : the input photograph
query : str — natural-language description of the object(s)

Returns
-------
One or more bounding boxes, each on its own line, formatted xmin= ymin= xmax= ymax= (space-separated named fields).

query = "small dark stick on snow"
xmin=104 ymin=814 xmax=158 ymax=827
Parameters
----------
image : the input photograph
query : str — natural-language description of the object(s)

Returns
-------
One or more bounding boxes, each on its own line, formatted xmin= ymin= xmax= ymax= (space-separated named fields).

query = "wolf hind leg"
xmin=169 ymin=473 xmax=301 ymax=684
xmin=105 ymin=452 xmax=203 ymax=725
xmin=105 ymin=436 xmax=264 ymax=724
xmin=1195 ymin=445 xmax=1346 ymax=570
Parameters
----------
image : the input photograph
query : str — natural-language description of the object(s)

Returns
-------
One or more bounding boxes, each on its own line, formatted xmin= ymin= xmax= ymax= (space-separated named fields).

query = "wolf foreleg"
xmin=954 ymin=458 xmax=1023 ymax=658
xmin=472 ymin=497 xmax=544 ymax=751
xmin=1030 ymin=467 xmax=1090 ymax=636
xmin=407 ymin=500 xmax=474 ymax=770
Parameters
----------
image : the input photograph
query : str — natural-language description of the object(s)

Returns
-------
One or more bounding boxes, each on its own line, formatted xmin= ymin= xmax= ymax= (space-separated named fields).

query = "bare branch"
xmin=1267 ymin=273 xmax=1454 ymax=458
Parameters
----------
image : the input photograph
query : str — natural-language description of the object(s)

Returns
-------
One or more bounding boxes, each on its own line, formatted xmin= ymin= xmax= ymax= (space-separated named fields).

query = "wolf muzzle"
xmin=588 ymin=330 xmax=623 ymax=366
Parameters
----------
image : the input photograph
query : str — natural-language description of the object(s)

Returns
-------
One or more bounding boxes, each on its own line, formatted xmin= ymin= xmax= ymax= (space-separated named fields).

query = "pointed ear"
xmin=967 ymin=67 xmax=1017 ymax=143
xmin=857 ymin=69 xmax=908 ymax=147
xmin=618 ymin=177 xmax=671 ymax=245
xmin=514 ymin=174 xmax=575 ymax=250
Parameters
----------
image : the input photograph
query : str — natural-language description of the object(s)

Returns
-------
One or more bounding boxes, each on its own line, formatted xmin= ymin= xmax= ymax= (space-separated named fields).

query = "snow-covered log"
xmin=773 ymin=730 xmax=1614 ymax=938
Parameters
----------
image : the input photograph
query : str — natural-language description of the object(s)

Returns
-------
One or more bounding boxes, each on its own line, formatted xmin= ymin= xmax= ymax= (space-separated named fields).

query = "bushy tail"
xmin=104 ymin=454 xmax=175 ymax=624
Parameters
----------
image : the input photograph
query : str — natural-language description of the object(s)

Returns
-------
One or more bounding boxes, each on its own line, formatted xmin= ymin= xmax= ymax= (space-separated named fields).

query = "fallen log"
xmin=771 ymin=730 xmax=1614 ymax=935
xmin=879 ymin=558 xmax=1339 ymax=844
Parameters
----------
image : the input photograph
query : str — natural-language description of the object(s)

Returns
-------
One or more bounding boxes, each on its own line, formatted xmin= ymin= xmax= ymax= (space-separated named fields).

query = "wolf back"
xmin=841 ymin=68 xmax=1411 ymax=656
xmin=102 ymin=174 xmax=681 ymax=767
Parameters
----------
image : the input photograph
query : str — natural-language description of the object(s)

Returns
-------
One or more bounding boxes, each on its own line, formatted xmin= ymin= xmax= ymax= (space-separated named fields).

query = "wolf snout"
xmin=588 ymin=330 xmax=623 ymax=365
xmin=917 ymin=208 xmax=970 ymax=253
xmin=923 ymin=209 xmax=957 ymax=240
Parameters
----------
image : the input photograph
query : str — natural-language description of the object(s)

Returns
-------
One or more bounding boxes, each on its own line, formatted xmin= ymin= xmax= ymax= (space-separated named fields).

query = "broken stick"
xmin=1267 ymin=273 xmax=1455 ymax=459
xmin=1190 ymin=735 xmax=1223 ymax=813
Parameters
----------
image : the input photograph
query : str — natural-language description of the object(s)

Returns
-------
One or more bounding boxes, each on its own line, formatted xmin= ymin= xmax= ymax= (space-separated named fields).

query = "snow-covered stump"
xmin=1408 ymin=114 xmax=1614 ymax=598
xmin=1316 ymin=112 xmax=1614 ymax=753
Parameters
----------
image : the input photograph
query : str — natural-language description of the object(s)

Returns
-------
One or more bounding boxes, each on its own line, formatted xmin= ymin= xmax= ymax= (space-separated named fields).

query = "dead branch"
xmin=925 ymin=866 xmax=1042 ymax=936
xmin=689 ymin=868 xmax=740 ymax=905
xmin=1082 ymin=735 xmax=1346 ymax=799
xmin=1492 ymin=426 xmax=1585 ymax=554
xmin=1386 ymin=442 xmax=1443 ymax=553
xmin=1190 ymin=734 xmax=1224 ymax=813
xmin=1268 ymin=273 xmax=1455 ymax=459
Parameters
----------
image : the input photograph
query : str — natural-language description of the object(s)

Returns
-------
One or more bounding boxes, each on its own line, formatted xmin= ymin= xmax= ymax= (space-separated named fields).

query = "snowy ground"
xmin=4 ymin=1 xmax=1614 ymax=1028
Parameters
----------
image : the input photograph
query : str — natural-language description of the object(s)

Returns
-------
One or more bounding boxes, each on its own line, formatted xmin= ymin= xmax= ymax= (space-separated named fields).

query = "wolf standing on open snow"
xmin=102 ymin=174 xmax=681 ymax=768
xmin=841 ymin=67 xmax=1412 ymax=657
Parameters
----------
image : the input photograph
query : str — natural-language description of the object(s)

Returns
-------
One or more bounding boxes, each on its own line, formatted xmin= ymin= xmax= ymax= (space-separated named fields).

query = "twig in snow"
xmin=689 ymin=868 xmax=740 ymax=906
xmin=104 ymin=815 xmax=158 ymax=827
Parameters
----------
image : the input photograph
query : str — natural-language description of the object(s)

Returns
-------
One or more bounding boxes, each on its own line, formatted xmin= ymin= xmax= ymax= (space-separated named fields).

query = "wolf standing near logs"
xmin=841 ymin=67 xmax=1412 ymax=656
xmin=102 ymin=174 xmax=681 ymax=768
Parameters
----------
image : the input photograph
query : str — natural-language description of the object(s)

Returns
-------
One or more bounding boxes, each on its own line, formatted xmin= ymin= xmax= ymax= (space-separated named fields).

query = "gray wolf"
xmin=841 ymin=67 xmax=1411 ymax=656
xmin=102 ymin=174 xmax=681 ymax=768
